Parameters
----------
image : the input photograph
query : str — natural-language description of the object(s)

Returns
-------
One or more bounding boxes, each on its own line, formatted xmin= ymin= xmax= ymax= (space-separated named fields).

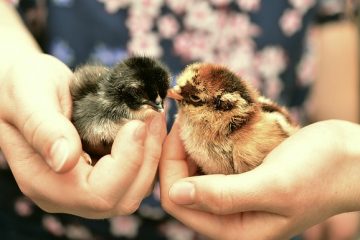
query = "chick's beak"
xmin=146 ymin=95 xmax=164 ymax=112
xmin=154 ymin=97 xmax=164 ymax=112
xmin=167 ymin=86 xmax=183 ymax=100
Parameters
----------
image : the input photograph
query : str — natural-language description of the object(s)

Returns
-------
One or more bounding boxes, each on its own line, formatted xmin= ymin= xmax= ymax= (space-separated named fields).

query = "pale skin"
xmin=0 ymin=1 xmax=359 ymax=236
xmin=0 ymin=2 xmax=166 ymax=218
xmin=160 ymin=120 xmax=360 ymax=240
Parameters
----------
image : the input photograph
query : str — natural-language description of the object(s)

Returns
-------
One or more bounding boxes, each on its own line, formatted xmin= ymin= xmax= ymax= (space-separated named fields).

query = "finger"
xmin=0 ymin=120 xmax=147 ymax=218
xmin=159 ymin=123 xmax=293 ymax=239
xmin=159 ymin=120 xmax=192 ymax=213
xmin=326 ymin=212 xmax=360 ymax=240
xmin=160 ymin=122 xmax=277 ymax=214
xmin=301 ymin=223 xmax=325 ymax=240
xmin=0 ymin=121 xmax=49 ymax=189
xmin=1 ymin=54 xmax=81 ymax=172
xmin=87 ymin=120 xmax=147 ymax=215
xmin=0 ymin=121 xmax=88 ymax=215
xmin=160 ymin=120 xmax=189 ymax=195
xmin=158 ymin=123 xmax=223 ymax=236
xmin=117 ymin=113 xmax=167 ymax=212
xmin=167 ymin=164 xmax=290 ymax=215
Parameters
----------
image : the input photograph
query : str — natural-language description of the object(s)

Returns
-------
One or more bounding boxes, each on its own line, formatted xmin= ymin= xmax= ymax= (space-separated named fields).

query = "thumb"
xmin=1 ymin=54 xmax=82 ymax=172
xmin=168 ymin=168 xmax=284 ymax=215
xmin=21 ymin=110 xmax=82 ymax=172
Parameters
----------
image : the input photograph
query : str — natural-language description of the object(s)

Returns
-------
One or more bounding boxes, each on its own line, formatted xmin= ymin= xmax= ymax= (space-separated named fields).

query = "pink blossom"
xmin=128 ymin=33 xmax=163 ymax=58
xmin=131 ymin=0 xmax=164 ymax=17
xmin=289 ymin=0 xmax=316 ymax=13
xmin=126 ymin=11 xmax=154 ymax=35
xmin=297 ymin=53 xmax=315 ymax=86
xmin=165 ymin=0 xmax=193 ymax=14
xmin=226 ymin=41 xmax=256 ymax=74
xmin=279 ymin=9 xmax=302 ymax=36
xmin=264 ymin=77 xmax=283 ymax=100
xmin=214 ymin=10 xmax=228 ymax=29
xmin=230 ymin=13 xmax=260 ymax=39
xmin=189 ymin=33 xmax=213 ymax=59
xmin=184 ymin=0 xmax=216 ymax=30
xmin=65 ymin=224 xmax=93 ymax=240
xmin=97 ymin=0 xmax=131 ymax=14
xmin=236 ymin=0 xmax=261 ymax=12
xmin=14 ymin=197 xmax=33 ymax=217
xmin=161 ymin=220 xmax=196 ymax=240
xmin=109 ymin=216 xmax=141 ymax=238
xmin=173 ymin=32 xmax=193 ymax=60
xmin=158 ymin=14 xmax=180 ymax=39
xmin=174 ymin=32 xmax=214 ymax=61
xmin=256 ymin=46 xmax=287 ymax=79
xmin=42 ymin=215 xmax=65 ymax=237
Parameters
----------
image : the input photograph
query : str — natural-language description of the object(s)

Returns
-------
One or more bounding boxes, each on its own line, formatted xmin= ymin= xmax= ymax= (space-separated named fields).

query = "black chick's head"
xmin=168 ymin=63 xmax=260 ymax=131
xmin=104 ymin=56 xmax=171 ymax=113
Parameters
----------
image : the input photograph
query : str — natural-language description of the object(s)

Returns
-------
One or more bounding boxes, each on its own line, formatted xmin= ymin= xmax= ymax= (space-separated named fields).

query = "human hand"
xmin=302 ymin=212 xmax=360 ymax=240
xmin=0 ymin=54 xmax=167 ymax=218
xmin=160 ymin=120 xmax=360 ymax=240
xmin=0 ymin=53 xmax=81 ymax=172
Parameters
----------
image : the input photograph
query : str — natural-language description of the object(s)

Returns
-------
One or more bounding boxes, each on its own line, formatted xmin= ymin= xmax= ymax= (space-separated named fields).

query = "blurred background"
xmin=0 ymin=0 xmax=358 ymax=239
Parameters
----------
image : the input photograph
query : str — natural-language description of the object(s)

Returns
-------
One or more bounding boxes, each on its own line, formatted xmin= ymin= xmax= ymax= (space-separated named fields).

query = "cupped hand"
xmin=0 ymin=54 xmax=167 ymax=218
xmin=0 ymin=53 xmax=81 ymax=172
xmin=160 ymin=120 xmax=360 ymax=240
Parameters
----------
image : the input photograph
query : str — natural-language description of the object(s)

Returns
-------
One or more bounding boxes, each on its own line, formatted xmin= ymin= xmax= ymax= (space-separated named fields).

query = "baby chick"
xmin=70 ymin=56 xmax=171 ymax=159
xmin=168 ymin=63 xmax=299 ymax=175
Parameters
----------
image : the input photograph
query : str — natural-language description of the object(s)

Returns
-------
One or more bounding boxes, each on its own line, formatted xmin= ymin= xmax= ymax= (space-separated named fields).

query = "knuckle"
xmin=145 ymin=149 xmax=161 ymax=167
xmin=22 ymin=112 xmax=46 ymax=151
xmin=17 ymin=180 xmax=50 ymax=212
xmin=206 ymin=187 xmax=234 ymax=215
xmin=120 ymin=152 xmax=143 ymax=173
xmin=17 ymin=180 xmax=34 ymax=199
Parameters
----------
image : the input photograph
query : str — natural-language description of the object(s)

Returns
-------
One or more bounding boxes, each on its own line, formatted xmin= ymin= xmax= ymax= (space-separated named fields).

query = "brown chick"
xmin=168 ymin=63 xmax=299 ymax=175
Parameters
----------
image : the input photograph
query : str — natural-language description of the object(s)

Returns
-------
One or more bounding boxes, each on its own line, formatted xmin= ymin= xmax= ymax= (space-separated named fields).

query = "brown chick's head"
xmin=169 ymin=63 xmax=260 ymax=136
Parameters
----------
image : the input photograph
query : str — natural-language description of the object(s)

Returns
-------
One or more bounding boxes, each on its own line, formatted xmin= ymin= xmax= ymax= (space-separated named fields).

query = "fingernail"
xmin=49 ymin=138 xmax=69 ymax=172
xmin=169 ymin=181 xmax=195 ymax=205
xmin=133 ymin=122 xmax=146 ymax=142
xmin=149 ymin=113 xmax=163 ymax=135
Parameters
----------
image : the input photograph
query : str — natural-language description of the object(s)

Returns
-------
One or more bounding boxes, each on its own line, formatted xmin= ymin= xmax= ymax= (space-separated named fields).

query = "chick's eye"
xmin=189 ymin=95 xmax=201 ymax=102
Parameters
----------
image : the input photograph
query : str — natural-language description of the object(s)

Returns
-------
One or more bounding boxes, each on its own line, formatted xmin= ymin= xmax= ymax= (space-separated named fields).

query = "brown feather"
xmin=169 ymin=63 xmax=299 ymax=175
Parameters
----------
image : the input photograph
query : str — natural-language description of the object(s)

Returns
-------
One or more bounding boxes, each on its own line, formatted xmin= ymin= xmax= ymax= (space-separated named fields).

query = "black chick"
xmin=70 ymin=56 xmax=171 ymax=159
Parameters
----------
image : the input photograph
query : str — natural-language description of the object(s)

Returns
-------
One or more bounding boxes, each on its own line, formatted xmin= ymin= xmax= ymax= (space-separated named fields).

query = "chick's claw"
xmin=81 ymin=152 xmax=92 ymax=166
